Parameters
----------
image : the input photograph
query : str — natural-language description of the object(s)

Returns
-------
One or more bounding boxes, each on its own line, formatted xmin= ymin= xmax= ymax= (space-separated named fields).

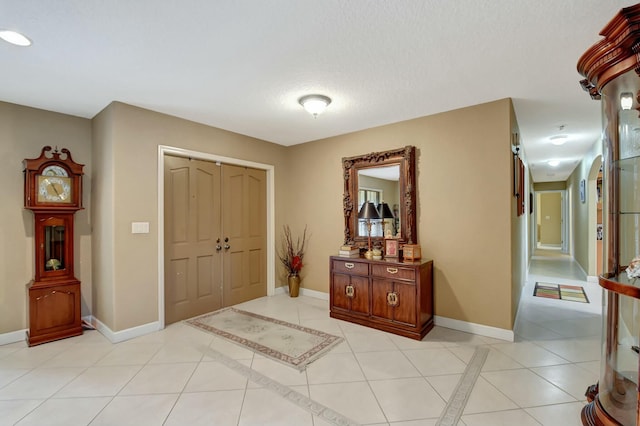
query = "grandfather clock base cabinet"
xmin=329 ymin=256 xmax=433 ymax=340
xmin=24 ymin=147 xmax=84 ymax=346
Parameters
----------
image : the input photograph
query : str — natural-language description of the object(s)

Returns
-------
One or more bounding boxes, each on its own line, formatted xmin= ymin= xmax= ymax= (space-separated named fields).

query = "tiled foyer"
xmin=0 ymin=249 xmax=601 ymax=425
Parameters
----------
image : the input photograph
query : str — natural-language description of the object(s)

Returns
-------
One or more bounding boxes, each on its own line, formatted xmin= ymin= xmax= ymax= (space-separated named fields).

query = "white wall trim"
xmin=434 ymin=315 xmax=514 ymax=342
xmin=299 ymin=288 xmax=329 ymax=300
xmin=89 ymin=315 xmax=161 ymax=344
xmin=157 ymin=145 xmax=276 ymax=330
xmin=587 ymin=275 xmax=599 ymax=284
xmin=272 ymin=286 xmax=329 ymax=301
xmin=0 ymin=329 xmax=26 ymax=345
xmin=576 ymin=260 xmax=589 ymax=282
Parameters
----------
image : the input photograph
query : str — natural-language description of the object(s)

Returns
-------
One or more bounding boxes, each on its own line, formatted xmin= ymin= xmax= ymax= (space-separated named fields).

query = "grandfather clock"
xmin=24 ymin=146 xmax=84 ymax=346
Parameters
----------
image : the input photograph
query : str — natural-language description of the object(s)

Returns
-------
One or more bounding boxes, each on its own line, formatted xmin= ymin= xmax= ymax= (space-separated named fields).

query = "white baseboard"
xmin=274 ymin=285 xmax=329 ymax=301
xmin=0 ymin=329 xmax=26 ymax=345
xmin=299 ymin=287 xmax=329 ymax=300
xmin=89 ymin=316 xmax=161 ymax=344
xmin=434 ymin=315 xmax=514 ymax=342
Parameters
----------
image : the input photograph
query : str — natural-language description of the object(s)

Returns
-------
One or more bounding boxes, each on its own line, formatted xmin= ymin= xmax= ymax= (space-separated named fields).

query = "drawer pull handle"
xmin=345 ymin=263 xmax=355 ymax=269
xmin=386 ymin=267 xmax=398 ymax=274
xmin=387 ymin=292 xmax=399 ymax=306
xmin=345 ymin=285 xmax=355 ymax=297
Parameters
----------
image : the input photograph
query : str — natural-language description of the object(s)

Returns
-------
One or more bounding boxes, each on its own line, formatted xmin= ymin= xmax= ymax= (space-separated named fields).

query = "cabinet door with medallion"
xmin=371 ymin=263 xmax=417 ymax=326
xmin=330 ymin=258 xmax=369 ymax=316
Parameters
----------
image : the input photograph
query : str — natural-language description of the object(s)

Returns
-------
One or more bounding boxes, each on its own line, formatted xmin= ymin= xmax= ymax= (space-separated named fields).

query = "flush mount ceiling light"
xmin=0 ymin=30 xmax=31 ymax=46
xmin=298 ymin=94 xmax=331 ymax=118
xmin=550 ymin=135 xmax=568 ymax=145
xmin=620 ymin=92 xmax=634 ymax=110
xmin=548 ymin=160 xmax=560 ymax=167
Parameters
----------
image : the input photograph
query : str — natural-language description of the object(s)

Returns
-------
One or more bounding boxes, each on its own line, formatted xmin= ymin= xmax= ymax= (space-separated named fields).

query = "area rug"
xmin=185 ymin=307 xmax=343 ymax=371
xmin=533 ymin=282 xmax=589 ymax=303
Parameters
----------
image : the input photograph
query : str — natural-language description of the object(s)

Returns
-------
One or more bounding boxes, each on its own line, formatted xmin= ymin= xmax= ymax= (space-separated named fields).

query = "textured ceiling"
xmin=1 ymin=1 xmax=635 ymax=182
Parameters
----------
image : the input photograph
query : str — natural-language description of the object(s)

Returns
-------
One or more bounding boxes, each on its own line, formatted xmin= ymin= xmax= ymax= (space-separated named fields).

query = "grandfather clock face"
xmin=37 ymin=166 xmax=73 ymax=204
xmin=24 ymin=146 xmax=83 ymax=211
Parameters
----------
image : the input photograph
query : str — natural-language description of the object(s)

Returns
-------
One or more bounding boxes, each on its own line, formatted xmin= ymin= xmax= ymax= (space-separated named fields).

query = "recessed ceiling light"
xmin=550 ymin=135 xmax=568 ymax=145
xmin=548 ymin=160 xmax=560 ymax=167
xmin=0 ymin=29 xmax=31 ymax=46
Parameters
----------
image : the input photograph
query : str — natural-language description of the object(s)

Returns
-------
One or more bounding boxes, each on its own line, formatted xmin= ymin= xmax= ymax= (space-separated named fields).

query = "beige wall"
xmin=534 ymin=181 xmax=566 ymax=191
xmin=569 ymin=139 xmax=603 ymax=275
xmin=3 ymin=97 xmax=523 ymax=336
xmin=92 ymin=102 xmax=288 ymax=331
xmin=510 ymin=105 xmax=527 ymax=330
xmin=0 ymin=101 xmax=92 ymax=334
xmin=287 ymin=99 xmax=517 ymax=330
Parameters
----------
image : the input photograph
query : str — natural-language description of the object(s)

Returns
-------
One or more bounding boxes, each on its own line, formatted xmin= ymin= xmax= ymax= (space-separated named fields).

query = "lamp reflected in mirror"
xmin=358 ymin=201 xmax=380 ymax=259
xmin=377 ymin=202 xmax=395 ymax=238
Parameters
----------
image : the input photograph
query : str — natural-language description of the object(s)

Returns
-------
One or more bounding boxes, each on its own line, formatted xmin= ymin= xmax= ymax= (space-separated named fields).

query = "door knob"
xmin=216 ymin=245 xmax=222 ymax=251
xmin=224 ymin=244 xmax=231 ymax=250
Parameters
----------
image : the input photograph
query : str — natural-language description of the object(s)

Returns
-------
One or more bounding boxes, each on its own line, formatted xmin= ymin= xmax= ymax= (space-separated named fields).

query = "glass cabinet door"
xmin=588 ymin=68 xmax=640 ymax=426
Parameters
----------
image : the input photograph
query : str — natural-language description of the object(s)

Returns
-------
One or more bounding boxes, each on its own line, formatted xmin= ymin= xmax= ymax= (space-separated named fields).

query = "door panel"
xmin=164 ymin=156 xmax=222 ymax=324
xmin=222 ymin=165 xmax=267 ymax=305
xmin=169 ymin=258 xmax=189 ymax=302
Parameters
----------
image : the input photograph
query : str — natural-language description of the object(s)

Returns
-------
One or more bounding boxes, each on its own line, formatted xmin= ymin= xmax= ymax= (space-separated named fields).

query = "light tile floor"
xmin=0 ymin=250 xmax=601 ymax=425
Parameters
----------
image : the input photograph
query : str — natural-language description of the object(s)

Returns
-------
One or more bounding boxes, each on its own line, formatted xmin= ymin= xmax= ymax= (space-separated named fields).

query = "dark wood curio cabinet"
xmin=578 ymin=5 xmax=640 ymax=425
xmin=23 ymin=146 xmax=84 ymax=346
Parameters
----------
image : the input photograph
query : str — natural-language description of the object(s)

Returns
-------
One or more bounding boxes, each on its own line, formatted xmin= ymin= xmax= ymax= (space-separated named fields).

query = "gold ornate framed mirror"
xmin=342 ymin=146 xmax=417 ymax=247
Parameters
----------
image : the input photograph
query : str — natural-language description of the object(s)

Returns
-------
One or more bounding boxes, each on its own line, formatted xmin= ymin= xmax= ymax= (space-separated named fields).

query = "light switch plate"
xmin=131 ymin=222 xmax=150 ymax=234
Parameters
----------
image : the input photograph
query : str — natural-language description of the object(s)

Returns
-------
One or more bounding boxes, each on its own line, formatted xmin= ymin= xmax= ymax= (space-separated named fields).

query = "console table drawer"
xmin=332 ymin=259 xmax=368 ymax=276
xmin=371 ymin=264 xmax=415 ymax=281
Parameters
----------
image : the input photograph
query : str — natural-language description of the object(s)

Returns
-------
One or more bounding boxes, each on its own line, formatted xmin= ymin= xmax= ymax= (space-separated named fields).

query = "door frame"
xmin=157 ymin=145 xmax=275 ymax=329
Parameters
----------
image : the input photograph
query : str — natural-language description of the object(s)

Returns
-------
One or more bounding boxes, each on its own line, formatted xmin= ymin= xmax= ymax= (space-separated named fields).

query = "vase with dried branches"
xmin=278 ymin=225 xmax=308 ymax=297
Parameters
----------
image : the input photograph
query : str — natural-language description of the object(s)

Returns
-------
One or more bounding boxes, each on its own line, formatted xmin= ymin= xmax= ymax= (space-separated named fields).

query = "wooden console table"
xmin=329 ymin=256 xmax=434 ymax=340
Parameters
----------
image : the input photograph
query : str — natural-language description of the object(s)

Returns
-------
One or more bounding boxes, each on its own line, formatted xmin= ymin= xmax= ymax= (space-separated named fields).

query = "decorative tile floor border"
xmin=435 ymin=346 xmax=489 ymax=426
xmin=199 ymin=345 xmax=361 ymax=426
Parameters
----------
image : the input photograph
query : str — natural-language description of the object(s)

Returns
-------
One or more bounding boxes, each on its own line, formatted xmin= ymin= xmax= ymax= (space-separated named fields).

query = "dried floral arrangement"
xmin=278 ymin=225 xmax=308 ymax=276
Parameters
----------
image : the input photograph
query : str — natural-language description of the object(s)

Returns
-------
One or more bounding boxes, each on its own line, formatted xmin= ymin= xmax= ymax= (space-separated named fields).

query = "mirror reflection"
xmin=357 ymin=165 xmax=400 ymax=237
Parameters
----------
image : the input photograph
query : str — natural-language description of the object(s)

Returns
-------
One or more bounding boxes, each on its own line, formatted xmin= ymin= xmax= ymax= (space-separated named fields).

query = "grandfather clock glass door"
xmin=164 ymin=156 xmax=267 ymax=325
xmin=45 ymin=225 xmax=65 ymax=272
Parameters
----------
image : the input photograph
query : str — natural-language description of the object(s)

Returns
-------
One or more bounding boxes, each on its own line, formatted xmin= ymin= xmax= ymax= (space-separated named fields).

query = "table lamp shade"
xmin=358 ymin=201 xmax=381 ymax=220
xmin=377 ymin=202 xmax=394 ymax=219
